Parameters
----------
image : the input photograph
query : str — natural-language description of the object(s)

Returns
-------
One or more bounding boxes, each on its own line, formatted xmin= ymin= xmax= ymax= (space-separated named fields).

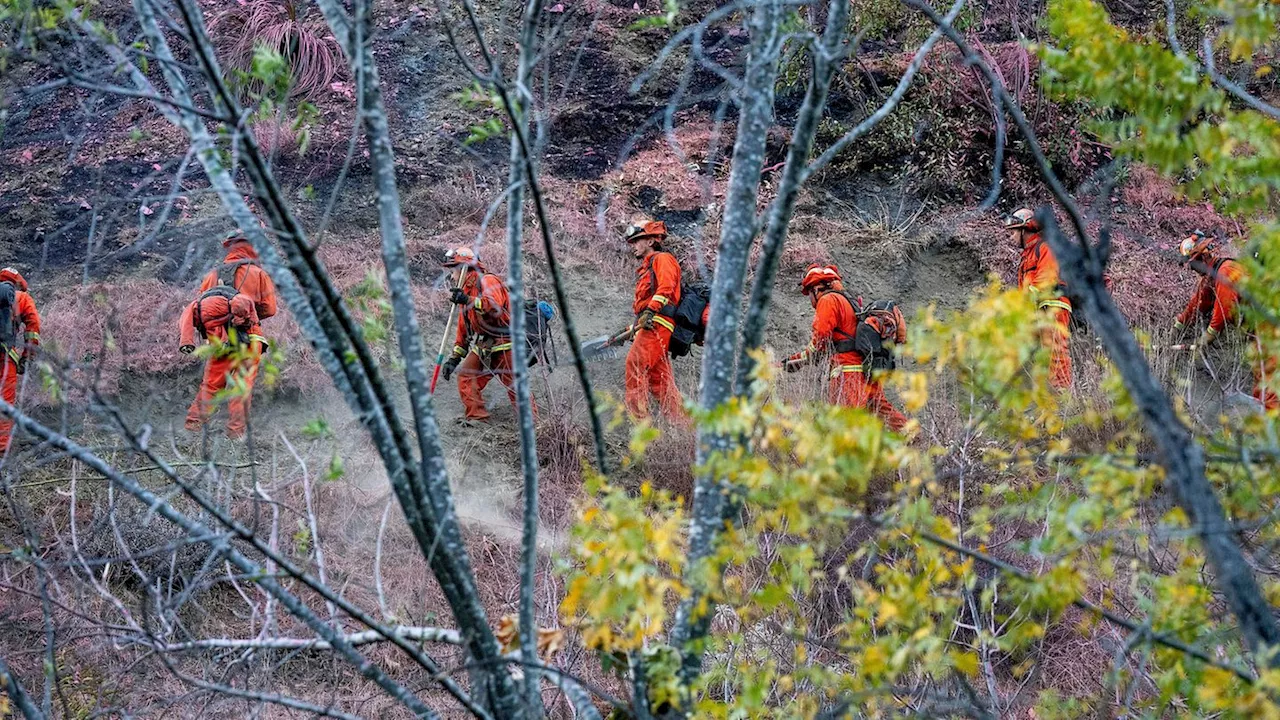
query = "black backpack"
xmin=668 ymin=281 xmax=711 ymax=359
xmin=853 ymin=298 xmax=901 ymax=373
xmin=0 ymin=282 xmax=15 ymax=349
xmin=523 ymin=299 xmax=556 ymax=368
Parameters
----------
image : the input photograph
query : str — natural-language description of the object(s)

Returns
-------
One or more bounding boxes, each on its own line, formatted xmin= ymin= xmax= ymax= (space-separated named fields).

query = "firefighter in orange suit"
xmin=1007 ymin=208 xmax=1073 ymax=389
xmin=783 ymin=264 xmax=908 ymax=431
xmin=179 ymin=229 xmax=277 ymax=438
xmin=623 ymin=218 xmax=685 ymax=421
xmin=1175 ymin=231 xmax=1276 ymax=411
xmin=440 ymin=247 xmax=532 ymax=424
xmin=0 ymin=268 xmax=40 ymax=453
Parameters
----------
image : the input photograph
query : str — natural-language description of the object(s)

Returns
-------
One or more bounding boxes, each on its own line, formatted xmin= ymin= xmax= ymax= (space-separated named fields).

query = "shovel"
xmin=576 ymin=327 xmax=633 ymax=364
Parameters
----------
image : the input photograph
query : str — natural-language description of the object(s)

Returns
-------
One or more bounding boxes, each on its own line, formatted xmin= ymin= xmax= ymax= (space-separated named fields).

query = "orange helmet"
xmin=799 ymin=263 xmax=839 ymax=295
xmin=0 ymin=267 xmax=28 ymax=291
xmin=442 ymin=246 xmax=484 ymax=270
xmin=1004 ymin=208 xmax=1039 ymax=232
xmin=1179 ymin=230 xmax=1214 ymax=262
xmin=624 ymin=217 xmax=667 ymax=244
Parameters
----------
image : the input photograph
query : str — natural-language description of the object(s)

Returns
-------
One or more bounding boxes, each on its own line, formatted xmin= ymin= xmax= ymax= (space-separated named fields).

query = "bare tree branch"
xmin=0 ymin=653 xmax=46 ymax=720
xmin=907 ymin=0 xmax=1280 ymax=663
xmin=153 ymin=626 xmax=464 ymax=652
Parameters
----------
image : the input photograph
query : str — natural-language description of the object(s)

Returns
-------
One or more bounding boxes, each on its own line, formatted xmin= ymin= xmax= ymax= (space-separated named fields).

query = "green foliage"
xmin=451 ymin=81 xmax=506 ymax=146
xmin=564 ymin=280 xmax=1280 ymax=716
xmin=629 ymin=0 xmax=680 ymax=30
xmin=1040 ymin=0 xmax=1280 ymax=214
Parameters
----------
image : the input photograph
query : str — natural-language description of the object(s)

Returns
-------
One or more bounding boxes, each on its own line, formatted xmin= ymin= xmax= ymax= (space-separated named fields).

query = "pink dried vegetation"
xmin=208 ymin=0 xmax=345 ymax=101
xmin=38 ymin=280 xmax=190 ymax=398
xmin=608 ymin=115 xmax=732 ymax=212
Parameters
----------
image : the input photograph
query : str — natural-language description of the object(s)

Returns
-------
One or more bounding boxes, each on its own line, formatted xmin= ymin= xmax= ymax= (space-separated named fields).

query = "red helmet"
xmin=1179 ymin=230 xmax=1214 ymax=262
xmin=442 ymin=246 xmax=484 ymax=270
xmin=1004 ymin=208 xmax=1039 ymax=232
xmin=624 ymin=217 xmax=667 ymax=244
xmin=799 ymin=263 xmax=839 ymax=295
xmin=0 ymin=267 xmax=29 ymax=291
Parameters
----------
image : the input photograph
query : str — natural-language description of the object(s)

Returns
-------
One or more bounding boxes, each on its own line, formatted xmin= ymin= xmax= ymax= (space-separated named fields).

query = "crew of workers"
xmin=0 ymin=206 xmax=1271 ymax=452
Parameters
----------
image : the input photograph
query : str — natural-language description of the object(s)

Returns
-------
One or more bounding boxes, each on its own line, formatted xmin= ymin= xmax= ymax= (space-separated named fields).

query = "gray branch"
xmin=908 ymin=0 xmax=1280 ymax=664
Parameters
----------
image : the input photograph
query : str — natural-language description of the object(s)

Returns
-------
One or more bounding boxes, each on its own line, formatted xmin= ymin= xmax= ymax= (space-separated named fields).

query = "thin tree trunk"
xmin=672 ymin=0 xmax=787 ymax=685
xmin=506 ymin=0 xmax=547 ymax=714
xmin=313 ymin=0 xmax=522 ymax=710
xmin=736 ymin=0 xmax=850 ymax=390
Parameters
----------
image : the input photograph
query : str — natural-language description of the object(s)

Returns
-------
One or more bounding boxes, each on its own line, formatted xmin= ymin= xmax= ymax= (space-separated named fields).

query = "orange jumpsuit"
xmin=181 ymin=242 xmax=277 ymax=438
xmin=0 ymin=275 xmax=40 ymax=453
xmin=787 ymin=291 xmax=908 ymax=431
xmin=451 ymin=272 xmax=533 ymax=421
xmin=625 ymin=251 xmax=684 ymax=421
xmin=1018 ymin=234 xmax=1073 ymax=389
xmin=1176 ymin=259 xmax=1275 ymax=410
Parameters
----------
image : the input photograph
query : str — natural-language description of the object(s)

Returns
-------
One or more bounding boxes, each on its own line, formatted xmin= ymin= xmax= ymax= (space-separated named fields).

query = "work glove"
xmin=16 ymin=353 xmax=27 ymax=376
xmin=1196 ymin=328 xmax=1218 ymax=348
xmin=179 ymin=344 xmax=196 ymax=355
xmin=450 ymin=288 xmax=470 ymax=306
xmin=442 ymin=355 xmax=462 ymax=381
xmin=1173 ymin=320 xmax=1186 ymax=332
xmin=637 ymin=309 xmax=656 ymax=331
xmin=782 ymin=357 xmax=804 ymax=373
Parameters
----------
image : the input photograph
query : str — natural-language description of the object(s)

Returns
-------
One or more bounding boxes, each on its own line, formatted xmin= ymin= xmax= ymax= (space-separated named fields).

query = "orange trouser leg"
xmin=187 ymin=348 xmax=259 ymax=437
xmin=0 ymin=357 xmax=19 ymax=453
xmin=829 ymin=370 xmax=908 ymax=431
xmin=187 ymin=355 xmax=232 ymax=431
xmin=457 ymin=352 xmax=493 ymax=421
xmin=625 ymin=326 xmax=683 ymax=421
xmin=865 ymin=380 xmax=908 ymax=432
xmin=488 ymin=350 xmax=539 ymax=420
xmin=225 ymin=349 xmax=260 ymax=439
xmin=1043 ymin=308 xmax=1072 ymax=390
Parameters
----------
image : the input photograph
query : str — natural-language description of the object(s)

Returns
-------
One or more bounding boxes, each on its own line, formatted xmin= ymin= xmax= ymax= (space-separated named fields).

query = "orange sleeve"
xmin=475 ymin=274 xmax=509 ymax=321
xmin=1177 ymin=276 xmax=1212 ymax=326
xmin=1024 ymin=246 xmax=1061 ymax=296
xmin=251 ymin=267 xmax=278 ymax=321
xmin=197 ymin=270 xmax=217 ymax=294
xmin=15 ymin=292 xmax=40 ymax=345
xmin=179 ymin=300 xmax=198 ymax=348
xmin=1209 ymin=264 xmax=1244 ymax=333
xmin=646 ymin=253 xmax=681 ymax=313
xmin=452 ymin=310 xmax=469 ymax=358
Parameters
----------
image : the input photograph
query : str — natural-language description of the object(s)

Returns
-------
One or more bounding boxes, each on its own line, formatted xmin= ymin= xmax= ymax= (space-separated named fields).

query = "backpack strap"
xmin=218 ymin=260 xmax=257 ymax=290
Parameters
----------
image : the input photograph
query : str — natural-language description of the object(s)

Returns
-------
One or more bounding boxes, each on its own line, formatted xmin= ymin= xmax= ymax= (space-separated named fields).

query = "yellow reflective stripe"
xmin=473 ymin=342 xmax=514 ymax=356
xmin=452 ymin=345 xmax=466 ymax=356
xmin=7 ymin=348 xmax=20 ymax=364
xmin=653 ymin=316 xmax=676 ymax=332
xmin=651 ymin=295 xmax=669 ymax=305
xmin=1205 ymin=327 xmax=1220 ymax=338
xmin=1039 ymin=299 xmax=1072 ymax=312
xmin=24 ymin=331 xmax=39 ymax=342
xmin=247 ymin=334 xmax=268 ymax=345
xmin=830 ymin=364 xmax=863 ymax=378
xmin=474 ymin=298 xmax=484 ymax=310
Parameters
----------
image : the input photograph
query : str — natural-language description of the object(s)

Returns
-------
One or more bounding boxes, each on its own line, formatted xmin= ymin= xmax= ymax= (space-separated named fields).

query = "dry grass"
xmin=208 ymin=0 xmax=345 ymax=102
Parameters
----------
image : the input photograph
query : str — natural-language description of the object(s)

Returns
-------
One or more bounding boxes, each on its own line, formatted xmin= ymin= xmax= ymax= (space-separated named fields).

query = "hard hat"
xmin=1004 ymin=208 xmax=1040 ymax=232
xmin=222 ymin=227 xmax=250 ymax=248
xmin=1179 ymin=230 xmax=1214 ymax=261
xmin=624 ymin=217 xmax=667 ymax=243
xmin=0 ymin=267 xmax=28 ymax=291
xmin=799 ymin=263 xmax=838 ymax=295
xmin=442 ymin=246 xmax=483 ymax=269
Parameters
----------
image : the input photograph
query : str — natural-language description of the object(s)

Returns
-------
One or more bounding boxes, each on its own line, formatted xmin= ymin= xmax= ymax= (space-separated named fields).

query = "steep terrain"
xmin=0 ymin=0 xmax=1264 ymax=714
